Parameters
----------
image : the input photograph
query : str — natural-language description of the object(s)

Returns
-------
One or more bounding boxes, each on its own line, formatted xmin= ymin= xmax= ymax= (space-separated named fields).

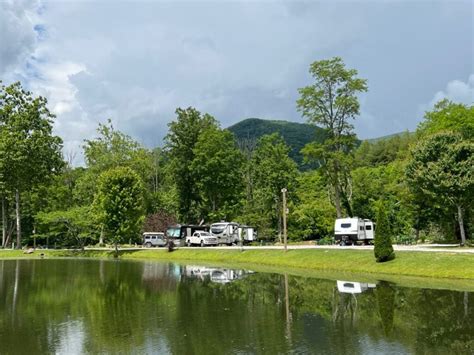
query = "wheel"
xmin=145 ymin=242 xmax=152 ymax=248
xmin=200 ymin=240 xmax=204 ymax=247
xmin=187 ymin=240 xmax=191 ymax=247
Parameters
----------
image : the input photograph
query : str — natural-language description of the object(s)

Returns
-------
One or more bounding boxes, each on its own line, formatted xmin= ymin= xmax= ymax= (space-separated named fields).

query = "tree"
xmin=94 ymin=167 xmax=145 ymax=254
xmin=0 ymin=82 xmax=63 ymax=248
xmin=297 ymin=57 xmax=368 ymax=217
xmin=418 ymin=100 xmax=473 ymax=139
xmin=245 ymin=134 xmax=298 ymax=240
xmin=406 ymin=132 xmax=473 ymax=245
xmin=374 ymin=200 xmax=395 ymax=262
xmin=191 ymin=126 xmax=243 ymax=220
xmin=36 ymin=206 xmax=97 ymax=248
xmin=165 ymin=107 xmax=217 ymax=222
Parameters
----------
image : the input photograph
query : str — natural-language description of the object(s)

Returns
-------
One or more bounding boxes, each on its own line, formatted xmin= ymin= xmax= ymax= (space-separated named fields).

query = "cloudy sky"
xmin=1 ymin=0 xmax=473 ymax=164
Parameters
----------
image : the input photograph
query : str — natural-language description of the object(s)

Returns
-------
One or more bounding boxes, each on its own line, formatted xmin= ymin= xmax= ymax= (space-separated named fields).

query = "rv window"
xmin=360 ymin=226 xmax=364 ymax=231
xmin=365 ymin=225 xmax=372 ymax=230
xmin=341 ymin=223 xmax=351 ymax=228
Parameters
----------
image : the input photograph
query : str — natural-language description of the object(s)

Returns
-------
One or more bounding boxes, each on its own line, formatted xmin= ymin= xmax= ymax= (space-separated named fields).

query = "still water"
xmin=0 ymin=259 xmax=472 ymax=354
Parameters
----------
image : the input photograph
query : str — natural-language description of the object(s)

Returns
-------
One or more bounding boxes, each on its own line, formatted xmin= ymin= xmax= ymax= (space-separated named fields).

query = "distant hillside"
xmin=227 ymin=118 xmax=325 ymax=168
xmin=365 ymin=131 xmax=413 ymax=143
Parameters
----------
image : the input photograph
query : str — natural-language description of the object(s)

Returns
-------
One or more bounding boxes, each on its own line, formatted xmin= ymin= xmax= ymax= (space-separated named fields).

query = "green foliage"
xmin=374 ymin=200 xmax=395 ymax=263
xmin=165 ymin=107 xmax=217 ymax=222
xmin=418 ymin=100 xmax=474 ymax=139
xmin=36 ymin=206 xmax=97 ymax=247
xmin=240 ymin=133 xmax=298 ymax=240
xmin=191 ymin=126 xmax=243 ymax=220
xmin=94 ymin=167 xmax=145 ymax=247
xmin=406 ymin=132 xmax=473 ymax=244
xmin=228 ymin=118 xmax=325 ymax=169
xmin=289 ymin=171 xmax=335 ymax=240
xmin=297 ymin=57 xmax=367 ymax=217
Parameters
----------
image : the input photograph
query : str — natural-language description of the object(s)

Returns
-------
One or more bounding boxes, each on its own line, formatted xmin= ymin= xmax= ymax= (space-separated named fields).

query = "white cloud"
xmin=427 ymin=74 xmax=474 ymax=108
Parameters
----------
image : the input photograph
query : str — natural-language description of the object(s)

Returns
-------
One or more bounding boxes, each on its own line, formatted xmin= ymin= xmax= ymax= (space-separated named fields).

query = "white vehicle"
xmin=337 ymin=280 xmax=377 ymax=294
xmin=237 ymin=225 xmax=256 ymax=244
xmin=334 ymin=217 xmax=375 ymax=245
xmin=210 ymin=222 xmax=239 ymax=245
xmin=143 ymin=232 xmax=167 ymax=247
xmin=186 ymin=231 xmax=218 ymax=247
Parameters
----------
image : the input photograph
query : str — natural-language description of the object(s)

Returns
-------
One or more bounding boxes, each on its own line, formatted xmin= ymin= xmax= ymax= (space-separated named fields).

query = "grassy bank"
xmin=1 ymin=247 xmax=474 ymax=287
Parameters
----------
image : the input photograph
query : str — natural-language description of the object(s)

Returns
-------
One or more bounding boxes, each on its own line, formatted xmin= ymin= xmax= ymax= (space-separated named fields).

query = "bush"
xmin=374 ymin=201 xmax=395 ymax=262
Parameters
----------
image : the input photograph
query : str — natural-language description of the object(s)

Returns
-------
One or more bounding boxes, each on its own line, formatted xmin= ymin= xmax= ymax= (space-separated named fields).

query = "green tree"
xmin=374 ymin=200 xmax=395 ymax=262
xmin=165 ymin=107 xmax=217 ymax=222
xmin=297 ymin=57 xmax=368 ymax=217
xmin=418 ymin=100 xmax=473 ymax=139
xmin=79 ymin=120 xmax=153 ymax=205
xmin=191 ymin=126 xmax=243 ymax=220
xmin=36 ymin=206 xmax=97 ymax=248
xmin=94 ymin=167 xmax=145 ymax=254
xmin=0 ymin=82 xmax=63 ymax=248
xmin=406 ymin=132 xmax=473 ymax=245
xmin=245 ymin=133 xmax=298 ymax=240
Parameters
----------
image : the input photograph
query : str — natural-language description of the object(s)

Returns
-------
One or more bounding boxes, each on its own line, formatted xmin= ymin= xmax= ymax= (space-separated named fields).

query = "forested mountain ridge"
xmin=227 ymin=118 xmax=326 ymax=168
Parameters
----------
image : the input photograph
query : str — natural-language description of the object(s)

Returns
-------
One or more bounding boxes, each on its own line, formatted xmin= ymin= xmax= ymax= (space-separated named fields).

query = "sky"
xmin=1 ymin=0 xmax=473 ymax=165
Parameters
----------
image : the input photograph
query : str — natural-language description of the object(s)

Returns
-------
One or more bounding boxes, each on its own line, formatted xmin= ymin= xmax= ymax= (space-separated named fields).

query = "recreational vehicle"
xmin=334 ymin=217 xmax=375 ymax=245
xmin=166 ymin=224 xmax=210 ymax=246
xmin=336 ymin=280 xmax=377 ymax=294
xmin=210 ymin=222 xmax=239 ymax=245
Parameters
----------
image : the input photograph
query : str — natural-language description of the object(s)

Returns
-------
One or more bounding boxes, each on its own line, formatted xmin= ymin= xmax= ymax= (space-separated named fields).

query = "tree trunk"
xmin=334 ymin=184 xmax=342 ymax=218
xmin=15 ymin=189 xmax=21 ymax=249
xmin=457 ymin=204 xmax=466 ymax=246
xmin=2 ymin=197 xmax=6 ymax=248
xmin=99 ymin=227 xmax=104 ymax=245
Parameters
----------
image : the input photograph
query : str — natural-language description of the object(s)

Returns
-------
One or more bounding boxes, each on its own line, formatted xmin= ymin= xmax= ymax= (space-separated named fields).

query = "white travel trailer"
xmin=237 ymin=225 xmax=256 ymax=244
xmin=210 ymin=222 xmax=239 ymax=245
xmin=334 ymin=217 xmax=375 ymax=245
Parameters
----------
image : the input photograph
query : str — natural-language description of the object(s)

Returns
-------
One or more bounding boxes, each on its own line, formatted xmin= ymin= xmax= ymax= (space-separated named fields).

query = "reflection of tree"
xmin=376 ymin=281 xmax=395 ymax=336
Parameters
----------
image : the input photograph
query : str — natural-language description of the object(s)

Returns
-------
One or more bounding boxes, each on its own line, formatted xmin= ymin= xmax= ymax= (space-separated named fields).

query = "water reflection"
xmin=337 ymin=280 xmax=376 ymax=294
xmin=0 ymin=259 xmax=472 ymax=354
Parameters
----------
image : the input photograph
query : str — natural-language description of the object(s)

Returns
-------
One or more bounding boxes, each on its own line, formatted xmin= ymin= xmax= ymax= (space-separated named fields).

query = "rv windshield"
xmin=341 ymin=223 xmax=351 ymax=228
xmin=211 ymin=226 xmax=225 ymax=234
xmin=166 ymin=227 xmax=180 ymax=238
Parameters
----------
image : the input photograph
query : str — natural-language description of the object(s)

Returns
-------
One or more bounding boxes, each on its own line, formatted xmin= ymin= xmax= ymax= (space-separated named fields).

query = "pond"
xmin=0 ymin=259 xmax=473 ymax=354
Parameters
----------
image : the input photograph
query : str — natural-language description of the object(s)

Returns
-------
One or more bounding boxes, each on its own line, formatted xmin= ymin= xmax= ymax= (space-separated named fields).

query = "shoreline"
xmin=1 ymin=247 xmax=474 ymax=291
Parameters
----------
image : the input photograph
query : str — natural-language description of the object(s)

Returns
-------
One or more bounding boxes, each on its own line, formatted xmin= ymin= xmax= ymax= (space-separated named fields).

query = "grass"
xmin=1 ymin=247 xmax=474 ymax=291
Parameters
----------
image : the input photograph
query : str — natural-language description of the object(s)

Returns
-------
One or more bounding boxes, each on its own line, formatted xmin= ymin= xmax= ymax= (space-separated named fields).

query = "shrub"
xmin=374 ymin=201 xmax=395 ymax=262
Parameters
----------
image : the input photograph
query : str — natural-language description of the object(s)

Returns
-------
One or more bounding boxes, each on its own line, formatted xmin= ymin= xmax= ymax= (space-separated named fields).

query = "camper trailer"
xmin=237 ymin=225 xmax=256 ymax=244
xmin=210 ymin=222 xmax=239 ymax=245
xmin=334 ymin=217 xmax=375 ymax=245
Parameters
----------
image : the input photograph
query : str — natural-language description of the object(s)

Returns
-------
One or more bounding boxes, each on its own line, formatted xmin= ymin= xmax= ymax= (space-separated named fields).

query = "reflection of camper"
xmin=166 ymin=224 xmax=210 ymax=246
xmin=337 ymin=280 xmax=377 ymax=294
xmin=185 ymin=265 xmax=249 ymax=283
xmin=334 ymin=218 xmax=375 ymax=245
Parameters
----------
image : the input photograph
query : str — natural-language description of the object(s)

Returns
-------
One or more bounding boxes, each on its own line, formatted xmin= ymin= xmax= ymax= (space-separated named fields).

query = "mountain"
xmin=365 ymin=131 xmax=414 ymax=143
xmin=227 ymin=118 xmax=325 ymax=168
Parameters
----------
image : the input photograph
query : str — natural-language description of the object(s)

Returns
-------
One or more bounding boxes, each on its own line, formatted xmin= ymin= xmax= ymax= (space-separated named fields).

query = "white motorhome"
xmin=210 ymin=222 xmax=239 ymax=245
xmin=334 ymin=217 xmax=375 ymax=245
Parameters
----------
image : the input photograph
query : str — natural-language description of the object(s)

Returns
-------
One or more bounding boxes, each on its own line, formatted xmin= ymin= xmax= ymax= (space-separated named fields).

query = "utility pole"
xmin=281 ymin=188 xmax=287 ymax=252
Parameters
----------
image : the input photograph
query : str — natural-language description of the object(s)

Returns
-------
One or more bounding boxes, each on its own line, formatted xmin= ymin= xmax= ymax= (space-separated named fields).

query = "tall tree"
xmin=297 ymin=57 xmax=368 ymax=217
xmin=0 ymin=82 xmax=63 ymax=248
xmin=165 ymin=107 xmax=217 ymax=222
xmin=191 ymin=126 xmax=243 ymax=220
xmin=93 ymin=167 xmax=145 ymax=254
xmin=406 ymin=132 xmax=473 ymax=245
xmin=247 ymin=133 xmax=298 ymax=239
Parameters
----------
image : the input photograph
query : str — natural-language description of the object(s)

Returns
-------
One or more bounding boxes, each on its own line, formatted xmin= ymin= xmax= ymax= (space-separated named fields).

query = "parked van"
xmin=334 ymin=217 xmax=375 ymax=245
xmin=143 ymin=232 xmax=167 ymax=247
